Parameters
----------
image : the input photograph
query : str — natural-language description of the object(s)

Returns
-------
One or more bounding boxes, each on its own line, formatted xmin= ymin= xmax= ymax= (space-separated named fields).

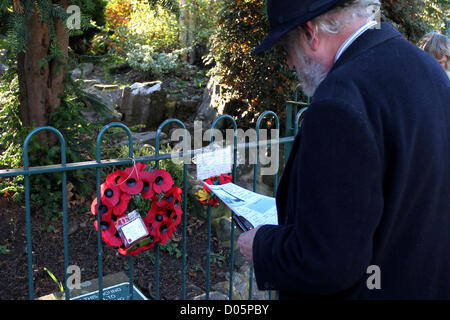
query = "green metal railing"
xmin=0 ymin=107 xmax=308 ymax=300
xmin=284 ymin=85 xmax=310 ymax=164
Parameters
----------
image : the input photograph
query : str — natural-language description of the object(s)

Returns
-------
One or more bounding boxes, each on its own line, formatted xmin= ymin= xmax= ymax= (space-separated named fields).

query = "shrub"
xmin=126 ymin=43 xmax=189 ymax=76
xmin=0 ymin=70 xmax=99 ymax=220
xmin=208 ymin=0 xmax=297 ymax=126
xmin=126 ymin=0 xmax=180 ymax=52
xmin=105 ymin=0 xmax=134 ymax=27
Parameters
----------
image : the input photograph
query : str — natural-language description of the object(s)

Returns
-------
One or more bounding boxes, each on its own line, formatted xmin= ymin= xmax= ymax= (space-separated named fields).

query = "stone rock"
xmin=186 ymin=284 xmax=203 ymax=299
xmin=84 ymin=84 xmax=123 ymax=113
xmin=68 ymin=222 xmax=79 ymax=236
xmin=94 ymin=84 xmax=120 ymax=91
xmin=195 ymin=77 xmax=218 ymax=123
xmin=176 ymin=98 xmax=201 ymax=118
xmin=0 ymin=64 xmax=8 ymax=76
xmin=119 ymin=131 xmax=168 ymax=146
xmin=119 ymin=81 xmax=168 ymax=129
xmin=71 ymin=62 xmax=94 ymax=79
xmin=213 ymin=262 xmax=269 ymax=300
xmin=212 ymin=216 xmax=231 ymax=246
xmin=212 ymin=281 xmax=241 ymax=300
xmin=193 ymin=291 xmax=229 ymax=300
xmin=238 ymin=168 xmax=274 ymax=197
xmin=81 ymin=79 xmax=101 ymax=86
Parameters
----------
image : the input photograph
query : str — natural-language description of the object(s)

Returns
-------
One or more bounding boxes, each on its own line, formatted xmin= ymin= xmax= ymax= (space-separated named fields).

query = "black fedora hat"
xmin=253 ymin=0 xmax=353 ymax=55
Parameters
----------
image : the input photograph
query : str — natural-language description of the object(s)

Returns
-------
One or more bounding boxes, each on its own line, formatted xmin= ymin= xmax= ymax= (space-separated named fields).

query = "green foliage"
xmin=0 ymin=245 xmax=11 ymax=255
xmin=43 ymin=267 xmax=64 ymax=293
xmin=208 ymin=251 xmax=226 ymax=267
xmin=71 ymin=0 xmax=108 ymax=27
xmin=0 ymin=68 xmax=100 ymax=219
xmin=381 ymin=0 xmax=449 ymax=41
xmin=1 ymin=0 xmax=102 ymax=55
xmin=147 ymin=0 xmax=180 ymax=15
xmin=105 ymin=0 xmax=180 ymax=53
xmin=0 ymin=73 xmax=25 ymax=196
xmin=126 ymin=44 xmax=189 ymax=76
xmin=208 ymin=0 xmax=297 ymax=126
xmin=127 ymin=0 xmax=180 ymax=52
xmin=160 ymin=239 xmax=182 ymax=258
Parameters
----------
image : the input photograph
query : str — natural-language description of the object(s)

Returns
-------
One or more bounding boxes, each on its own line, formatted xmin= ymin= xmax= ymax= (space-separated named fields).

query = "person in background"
xmin=417 ymin=32 xmax=450 ymax=78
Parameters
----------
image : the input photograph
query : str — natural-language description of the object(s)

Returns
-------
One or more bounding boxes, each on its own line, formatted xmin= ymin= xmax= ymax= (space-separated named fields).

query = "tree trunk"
xmin=179 ymin=0 xmax=188 ymax=62
xmin=187 ymin=1 xmax=196 ymax=64
xmin=17 ymin=0 xmax=69 ymax=144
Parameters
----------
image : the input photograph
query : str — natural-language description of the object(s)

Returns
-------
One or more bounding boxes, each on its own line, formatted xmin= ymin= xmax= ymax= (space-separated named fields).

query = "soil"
xmin=0 ymin=196 xmax=230 ymax=300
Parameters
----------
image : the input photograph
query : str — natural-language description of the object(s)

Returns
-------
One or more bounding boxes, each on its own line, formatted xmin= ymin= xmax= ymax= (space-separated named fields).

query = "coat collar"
xmin=331 ymin=22 xmax=403 ymax=72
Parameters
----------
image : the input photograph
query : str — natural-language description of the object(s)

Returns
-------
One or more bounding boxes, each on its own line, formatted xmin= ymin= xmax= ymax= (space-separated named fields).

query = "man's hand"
xmin=237 ymin=225 xmax=262 ymax=263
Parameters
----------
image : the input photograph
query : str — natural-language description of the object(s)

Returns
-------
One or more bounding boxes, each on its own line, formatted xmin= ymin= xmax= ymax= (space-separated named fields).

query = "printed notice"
xmin=204 ymin=182 xmax=278 ymax=231
xmin=196 ymin=146 xmax=232 ymax=180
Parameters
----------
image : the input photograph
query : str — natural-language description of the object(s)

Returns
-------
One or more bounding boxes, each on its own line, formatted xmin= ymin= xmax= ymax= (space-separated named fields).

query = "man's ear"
xmin=302 ymin=21 xmax=320 ymax=51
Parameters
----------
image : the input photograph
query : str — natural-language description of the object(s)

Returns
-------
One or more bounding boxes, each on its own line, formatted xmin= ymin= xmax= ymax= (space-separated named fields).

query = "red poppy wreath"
xmin=90 ymin=162 xmax=183 ymax=256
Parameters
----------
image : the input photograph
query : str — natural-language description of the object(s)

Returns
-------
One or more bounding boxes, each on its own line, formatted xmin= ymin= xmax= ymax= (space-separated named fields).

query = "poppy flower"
xmin=162 ymin=205 xmax=182 ymax=228
xmin=168 ymin=209 xmax=182 ymax=229
xmin=151 ymin=169 xmax=174 ymax=194
xmin=144 ymin=206 xmax=173 ymax=244
xmin=156 ymin=222 xmax=172 ymax=244
xmin=220 ymin=174 xmax=233 ymax=185
xmin=94 ymin=220 xmax=123 ymax=247
xmin=167 ymin=221 xmax=180 ymax=238
xmin=203 ymin=176 xmax=218 ymax=193
xmin=208 ymin=196 xmax=219 ymax=208
xmin=91 ymin=197 xmax=113 ymax=220
xmin=155 ymin=186 xmax=182 ymax=208
xmin=139 ymin=170 xmax=156 ymax=199
xmin=135 ymin=162 xmax=148 ymax=172
xmin=113 ymin=192 xmax=131 ymax=216
xmin=100 ymin=182 xmax=120 ymax=207
xmin=106 ymin=170 xmax=124 ymax=185
xmin=151 ymin=206 xmax=180 ymax=244
xmin=117 ymin=166 xmax=143 ymax=195
xmin=147 ymin=213 xmax=172 ymax=245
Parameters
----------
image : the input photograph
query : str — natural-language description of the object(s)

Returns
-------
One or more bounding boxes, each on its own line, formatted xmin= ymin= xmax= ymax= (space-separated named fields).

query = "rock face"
xmin=0 ymin=64 xmax=8 ymax=76
xmin=212 ymin=263 xmax=271 ymax=300
xmin=195 ymin=77 xmax=219 ymax=123
xmin=71 ymin=62 xmax=94 ymax=79
xmin=80 ymin=82 xmax=123 ymax=124
xmin=120 ymin=81 xmax=168 ymax=129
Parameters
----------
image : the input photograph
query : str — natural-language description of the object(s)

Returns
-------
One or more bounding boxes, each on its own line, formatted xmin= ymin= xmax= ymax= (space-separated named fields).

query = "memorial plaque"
xmin=71 ymin=282 xmax=147 ymax=300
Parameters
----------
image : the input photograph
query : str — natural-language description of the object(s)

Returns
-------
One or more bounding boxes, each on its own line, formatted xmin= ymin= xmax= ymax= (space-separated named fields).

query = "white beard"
xmin=292 ymin=43 xmax=329 ymax=97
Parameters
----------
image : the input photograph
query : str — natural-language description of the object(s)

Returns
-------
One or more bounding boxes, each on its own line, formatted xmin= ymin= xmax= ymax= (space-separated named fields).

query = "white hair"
xmin=312 ymin=0 xmax=381 ymax=35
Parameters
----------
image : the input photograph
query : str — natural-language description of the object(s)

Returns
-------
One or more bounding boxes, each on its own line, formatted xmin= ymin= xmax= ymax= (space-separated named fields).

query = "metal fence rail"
xmin=0 ymin=108 xmax=308 ymax=300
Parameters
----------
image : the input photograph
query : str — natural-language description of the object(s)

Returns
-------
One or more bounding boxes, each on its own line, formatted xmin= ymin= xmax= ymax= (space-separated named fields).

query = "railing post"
xmin=209 ymin=115 xmax=237 ymax=300
xmin=96 ymin=122 xmax=134 ymax=300
xmin=284 ymin=86 xmax=310 ymax=165
xmin=255 ymin=111 xmax=280 ymax=300
xmin=155 ymin=119 xmax=189 ymax=300
xmin=22 ymin=126 xmax=68 ymax=300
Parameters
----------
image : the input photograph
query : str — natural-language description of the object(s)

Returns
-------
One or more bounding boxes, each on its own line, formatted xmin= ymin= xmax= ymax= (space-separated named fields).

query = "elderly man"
xmin=237 ymin=0 xmax=450 ymax=299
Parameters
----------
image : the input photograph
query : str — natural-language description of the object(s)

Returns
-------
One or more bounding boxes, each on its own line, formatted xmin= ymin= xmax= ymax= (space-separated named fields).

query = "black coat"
xmin=252 ymin=22 xmax=450 ymax=299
